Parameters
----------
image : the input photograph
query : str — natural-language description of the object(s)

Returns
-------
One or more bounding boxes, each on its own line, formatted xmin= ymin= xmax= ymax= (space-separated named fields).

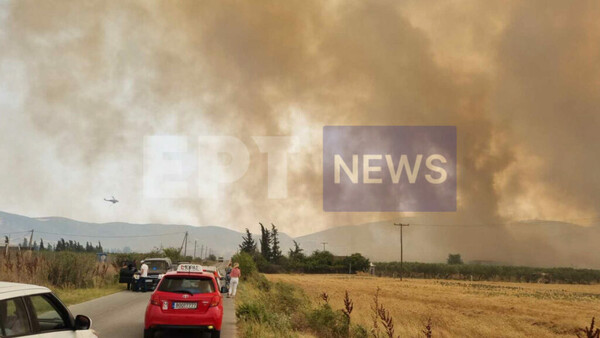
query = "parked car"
xmin=0 ymin=281 xmax=96 ymax=337
xmin=131 ymin=258 xmax=173 ymax=291
xmin=144 ymin=264 xmax=223 ymax=338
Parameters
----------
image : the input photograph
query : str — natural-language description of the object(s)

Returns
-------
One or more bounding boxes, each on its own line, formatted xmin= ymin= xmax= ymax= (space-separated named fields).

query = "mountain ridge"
xmin=2 ymin=210 xmax=599 ymax=268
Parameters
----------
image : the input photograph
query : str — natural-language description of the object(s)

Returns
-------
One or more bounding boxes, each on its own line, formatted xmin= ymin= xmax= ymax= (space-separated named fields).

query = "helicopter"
xmin=104 ymin=196 xmax=119 ymax=204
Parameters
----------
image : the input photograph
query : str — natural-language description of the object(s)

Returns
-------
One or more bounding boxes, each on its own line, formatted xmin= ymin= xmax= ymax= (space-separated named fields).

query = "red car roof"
xmin=164 ymin=271 xmax=215 ymax=278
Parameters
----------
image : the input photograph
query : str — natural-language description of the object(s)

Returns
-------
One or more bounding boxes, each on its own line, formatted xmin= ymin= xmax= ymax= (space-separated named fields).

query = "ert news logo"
xmin=323 ymin=126 xmax=456 ymax=212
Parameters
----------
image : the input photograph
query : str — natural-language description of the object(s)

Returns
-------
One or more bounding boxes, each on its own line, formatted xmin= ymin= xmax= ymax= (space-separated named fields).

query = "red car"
xmin=144 ymin=264 xmax=223 ymax=338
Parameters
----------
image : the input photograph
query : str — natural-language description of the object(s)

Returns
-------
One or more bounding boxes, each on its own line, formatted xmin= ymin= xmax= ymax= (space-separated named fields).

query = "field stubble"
xmin=267 ymin=274 xmax=600 ymax=337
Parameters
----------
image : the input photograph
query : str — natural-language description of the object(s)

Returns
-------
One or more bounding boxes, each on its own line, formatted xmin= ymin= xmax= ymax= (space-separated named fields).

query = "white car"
xmin=0 ymin=282 xmax=96 ymax=337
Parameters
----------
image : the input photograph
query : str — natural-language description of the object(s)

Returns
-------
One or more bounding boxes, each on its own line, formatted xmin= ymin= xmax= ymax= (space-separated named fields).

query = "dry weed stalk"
xmin=577 ymin=317 xmax=600 ymax=338
xmin=422 ymin=318 xmax=432 ymax=338
xmin=370 ymin=287 xmax=381 ymax=337
xmin=342 ymin=290 xmax=354 ymax=319
xmin=341 ymin=290 xmax=354 ymax=336
xmin=320 ymin=291 xmax=330 ymax=304
xmin=370 ymin=287 xmax=395 ymax=338
xmin=377 ymin=305 xmax=395 ymax=338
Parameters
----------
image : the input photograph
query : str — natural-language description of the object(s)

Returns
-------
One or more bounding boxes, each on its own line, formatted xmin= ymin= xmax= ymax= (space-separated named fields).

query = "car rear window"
xmin=158 ymin=277 xmax=215 ymax=294
xmin=146 ymin=261 xmax=169 ymax=272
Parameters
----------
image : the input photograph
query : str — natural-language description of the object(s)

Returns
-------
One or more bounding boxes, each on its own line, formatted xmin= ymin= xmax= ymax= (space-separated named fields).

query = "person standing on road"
xmin=228 ymin=263 xmax=241 ymax=298
xmin=127 ymin=263 xmax=137 ymax=290
xmin=139 ymin=261 xmax=149 ymax=292
xmin=119 ymin=263 xmax=135 ymax=290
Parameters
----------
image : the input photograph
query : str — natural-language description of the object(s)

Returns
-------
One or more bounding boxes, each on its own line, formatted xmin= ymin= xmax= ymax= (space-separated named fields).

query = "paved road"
xmin=69 ymin=291 xmax=237 ymax=338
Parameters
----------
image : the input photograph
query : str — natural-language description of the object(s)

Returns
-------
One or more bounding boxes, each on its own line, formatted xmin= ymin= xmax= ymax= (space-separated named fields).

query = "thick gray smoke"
xmin=0 ymin=0 xmax=598 ymax=264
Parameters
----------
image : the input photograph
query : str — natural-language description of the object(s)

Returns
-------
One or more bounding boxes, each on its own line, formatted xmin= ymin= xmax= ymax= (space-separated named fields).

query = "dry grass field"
xmin=267 ymin=274 xmax=600 ymax=337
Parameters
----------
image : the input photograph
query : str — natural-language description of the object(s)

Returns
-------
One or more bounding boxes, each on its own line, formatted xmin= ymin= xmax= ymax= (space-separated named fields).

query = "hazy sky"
xmin=0 ymin=0 xmax=599 ymax=237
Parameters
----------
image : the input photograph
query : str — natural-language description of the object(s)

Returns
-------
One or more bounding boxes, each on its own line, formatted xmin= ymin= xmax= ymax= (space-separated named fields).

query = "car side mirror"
xmin=74 ymin=314 xmax=92 ymax=330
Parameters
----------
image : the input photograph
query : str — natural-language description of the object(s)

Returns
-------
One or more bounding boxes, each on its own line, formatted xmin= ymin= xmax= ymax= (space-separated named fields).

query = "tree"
xmin=39 ymin=238 xmax=45 ymax=251
xmin=344 ymin=253 xmax=370 ymax=273
xmin=208 ymin=254 xmax=217 ymax=261
xmin=259 ymin=223 xmax=272 ymax=261
xmin=308 ymin=250 xmax=334 ymax=266
xmin=239 ymin=228 xmax=257 ymax=254
xmin=163 ymin=247 xmax=182 ymax=262
xmin=447 ymin=253 xmax=463 ymax=265
xmin=270 ymin=223 xmax=282 ymax=263
xmin=231 ymin=251 xmax=257 ymax=280
xmin=288 ymin=240 xmax=305 ymax=261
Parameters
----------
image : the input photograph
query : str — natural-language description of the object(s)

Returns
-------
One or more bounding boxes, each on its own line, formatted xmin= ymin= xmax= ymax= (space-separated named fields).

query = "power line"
xmin=402 ymin=216 xmax=600 ymax=228
xmin=0 ymin=231 xmax=32 ymax=236
xmin=31 ymin=230 xmax=187 ymax=239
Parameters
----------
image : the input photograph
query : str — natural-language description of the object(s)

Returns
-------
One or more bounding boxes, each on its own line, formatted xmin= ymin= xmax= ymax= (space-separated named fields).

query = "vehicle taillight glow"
xmin=209 ymin=295 xmax=220 ymax=307
xmin=150 ymin=298 xmax=160 ymax=306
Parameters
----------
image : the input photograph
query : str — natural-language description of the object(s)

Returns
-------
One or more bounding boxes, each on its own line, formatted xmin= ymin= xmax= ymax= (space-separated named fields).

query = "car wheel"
xmin=211 ymin=330 xmax=221 ymax=338
xmin=144 ymin=328 xmax=155 ymax=338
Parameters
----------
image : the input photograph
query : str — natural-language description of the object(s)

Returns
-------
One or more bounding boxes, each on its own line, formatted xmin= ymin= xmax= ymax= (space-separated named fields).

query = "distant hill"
xmin=295 ymin=219 xmax=600 ymax=269
xmin=2 ymin=210 xmax=599 ymax=268
xmin=0 ymin=211 xmax=294 ymax=259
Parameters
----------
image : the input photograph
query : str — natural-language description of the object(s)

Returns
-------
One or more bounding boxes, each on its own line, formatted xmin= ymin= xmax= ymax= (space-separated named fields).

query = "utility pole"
xmin=184 ymin=231 xmax=188 ymax=257
xmin=28 ymin=230 xmax=34 ymax=250
xmin=180 ymin=232 xmax=188 ymax=256
xmin=194 ymin=240 xmax=197 ymax=259
xmin=393 ymin=223 xmax=409 ymax=280
xmin=200 ymin=245 xmax=204 ymax=259
xmin=321 ymin=242 xmax=328 ymax=251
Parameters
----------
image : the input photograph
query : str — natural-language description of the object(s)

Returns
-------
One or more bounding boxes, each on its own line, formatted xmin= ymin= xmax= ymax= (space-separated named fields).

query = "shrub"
xmin=0 ymin=251 xmax=115 ymax=289
xmin=307 ymin=303 xmax=350 ymax=337
xmin=236 ymin=301 xmax=270 ymax=322
xmin=232 ymin=251 xmax=258 ymax=280
xmin=351 ymin=324 xmax=369 ymax=338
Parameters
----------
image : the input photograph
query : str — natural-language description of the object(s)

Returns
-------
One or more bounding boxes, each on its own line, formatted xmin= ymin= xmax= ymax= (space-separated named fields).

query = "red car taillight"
xmin=209 ymin=295 xmax=221 ymax=307
xmin=150 ymin=298 xmax=169 ymax=310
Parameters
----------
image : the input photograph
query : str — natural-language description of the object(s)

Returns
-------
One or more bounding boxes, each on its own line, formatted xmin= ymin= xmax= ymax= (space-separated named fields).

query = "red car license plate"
xmin=173 ymin=302 xmax=197 ymax=310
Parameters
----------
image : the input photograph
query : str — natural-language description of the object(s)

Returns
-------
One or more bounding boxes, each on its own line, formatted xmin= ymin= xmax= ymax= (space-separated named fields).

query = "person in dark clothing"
xmin=127 ymin=263 xmax=137 ymax=290
xmin=119 ymin=263 xmax=132 ymax=290
xmin=119 ymin=262 xmax=138 ymax=290
xmin=128 ymin=263 xmax=138 ymax=291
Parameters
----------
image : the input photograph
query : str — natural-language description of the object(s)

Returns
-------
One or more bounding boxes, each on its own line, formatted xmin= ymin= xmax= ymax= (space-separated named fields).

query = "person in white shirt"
xmin=140 ymin=262 xmax=149 ymax=277
xmin=139 ymin=262 xmax=149 ymax=292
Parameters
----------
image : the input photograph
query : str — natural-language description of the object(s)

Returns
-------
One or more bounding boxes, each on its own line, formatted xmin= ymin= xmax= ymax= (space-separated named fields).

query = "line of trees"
xmin=375 ymin=261 xmax=600 ymax=284
xmin=53 ymin=239 xmax=103 ymax=253
xmin=238 ymin=223 xmax=370 ymax=274
xmin=7 ymin=236 xmax=103 ymax=253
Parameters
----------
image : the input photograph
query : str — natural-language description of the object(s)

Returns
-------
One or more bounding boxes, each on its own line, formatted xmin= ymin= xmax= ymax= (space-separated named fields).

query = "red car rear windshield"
xmin=158 ymin=276 xmax=215 ymax=294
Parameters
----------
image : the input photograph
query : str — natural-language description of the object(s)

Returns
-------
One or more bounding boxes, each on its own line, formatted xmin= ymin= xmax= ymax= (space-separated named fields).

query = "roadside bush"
xmin=232 ymin=251 xmax=258 ymax=280
xmin=307 ymin=303 xmax=350 ymax=337
xmin=236 ymin=273 xmax=370 ymax=338
xmin=1 ymin=251 xmax=115 ymax=289
xmin=237 ymin=301 xmax=270 ymax=322
xmin=351 ymin=324 xmax=369 ymax=338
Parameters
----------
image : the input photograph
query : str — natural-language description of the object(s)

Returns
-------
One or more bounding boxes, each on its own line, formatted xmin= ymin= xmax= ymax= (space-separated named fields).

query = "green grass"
xmin=54 ymin=283 xmax=125 ymax=306
xmin=235 ymin=274 xmax=367 ymax=338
